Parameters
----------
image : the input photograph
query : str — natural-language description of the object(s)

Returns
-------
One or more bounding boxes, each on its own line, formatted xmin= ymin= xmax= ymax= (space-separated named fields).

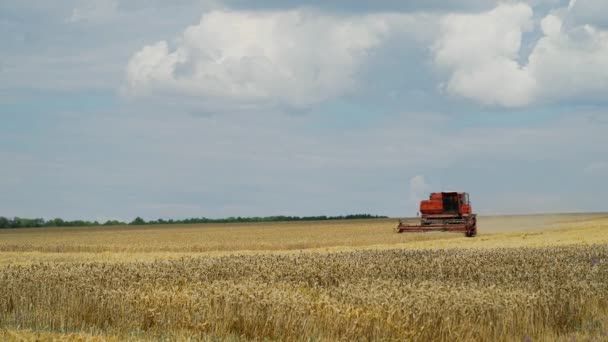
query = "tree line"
xmin=0 ymin=214 xmax=388 ymax=229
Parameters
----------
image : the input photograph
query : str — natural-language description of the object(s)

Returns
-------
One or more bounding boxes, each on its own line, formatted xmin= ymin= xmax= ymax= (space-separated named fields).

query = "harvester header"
xmin=396 ymin=192 xmax=477 ymax=237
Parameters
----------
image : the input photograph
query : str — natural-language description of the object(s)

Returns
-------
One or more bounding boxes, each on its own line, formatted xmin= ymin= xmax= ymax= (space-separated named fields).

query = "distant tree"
xmin=51 ymin=218 xmax=64 ymax=227
xmin=0 ymin=217 xmax=8 ymax=229
xmin=103 ymin=220 xmax=124 ymax=226
xmin=11 ymin=217 xmax=22 ymax=228
xmin=2 ymin=213 xmax=388 ymax=229
xmin=130 ymin=217 xmax=146 ymax=225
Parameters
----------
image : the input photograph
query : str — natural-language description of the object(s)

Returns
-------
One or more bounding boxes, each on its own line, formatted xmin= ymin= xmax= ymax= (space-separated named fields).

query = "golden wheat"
xmin=0 ymin=214 xmax=606 ymax=256
xmin=1 ymin=215 xmax=607 ymax=341
xmin=1 ymin=245 xmax=607 ymax=341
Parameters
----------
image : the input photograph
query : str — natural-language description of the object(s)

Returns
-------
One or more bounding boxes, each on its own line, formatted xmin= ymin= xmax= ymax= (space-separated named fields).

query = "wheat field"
xmin=1 ymin=214 xmax=607 ymax=341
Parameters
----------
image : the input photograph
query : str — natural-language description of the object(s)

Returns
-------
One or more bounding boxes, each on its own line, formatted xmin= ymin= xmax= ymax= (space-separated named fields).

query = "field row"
xmin=0 ymin=215 xmax=606 ymax=256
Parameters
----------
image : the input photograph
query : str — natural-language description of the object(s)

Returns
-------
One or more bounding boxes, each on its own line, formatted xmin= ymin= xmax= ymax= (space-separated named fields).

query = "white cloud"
xmin=528 ymin=13 xmax=608 ymax=102
xmin=127 ymin=41 xmax=183 ymax=85
xmin=126 ymin=10 xmax=399 ymax=108
xmin=124 ymin=2 xmax=608 ymax=109
xmin=433 ymin=1 xmax=608 ymax=107
xmin=540 ymin=13 xmax=562 ymax=36
xmin=433 ymin=3 xmax=536 ymax=107
xmin=434 ymin=4 xmax=533 ymax=69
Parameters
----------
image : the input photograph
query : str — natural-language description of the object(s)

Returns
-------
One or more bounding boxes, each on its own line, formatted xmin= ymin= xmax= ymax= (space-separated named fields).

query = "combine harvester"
xmin=396 ymin=192 xmax=477 ymax=237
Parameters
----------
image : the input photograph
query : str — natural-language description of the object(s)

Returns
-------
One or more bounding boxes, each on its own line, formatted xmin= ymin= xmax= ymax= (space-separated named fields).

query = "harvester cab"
xmin=397 ymin=192 xmax=477 ymax=237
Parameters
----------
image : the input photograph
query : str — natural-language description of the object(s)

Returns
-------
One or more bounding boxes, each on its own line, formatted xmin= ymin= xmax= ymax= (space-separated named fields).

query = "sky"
xmin=1 ymin=0 xmax=607 ymax=221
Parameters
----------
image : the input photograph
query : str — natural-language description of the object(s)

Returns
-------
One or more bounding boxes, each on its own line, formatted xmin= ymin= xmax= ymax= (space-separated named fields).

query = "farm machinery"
xmin=396 ymin=192 xmax=477 ymax=237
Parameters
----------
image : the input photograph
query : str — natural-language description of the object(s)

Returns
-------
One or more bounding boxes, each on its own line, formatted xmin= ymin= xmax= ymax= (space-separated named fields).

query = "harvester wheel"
xmin=465 ymin=227 xmax=477 ymax=238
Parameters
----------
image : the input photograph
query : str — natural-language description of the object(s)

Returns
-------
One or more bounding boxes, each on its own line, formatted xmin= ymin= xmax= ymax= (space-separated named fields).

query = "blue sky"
xmin=1 ymin=0 xmax=607 ymax=221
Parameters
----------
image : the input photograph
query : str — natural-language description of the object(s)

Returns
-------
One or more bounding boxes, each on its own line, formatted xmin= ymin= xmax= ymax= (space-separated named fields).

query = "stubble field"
xmin=1 ymin=213 xmax=607 ymax=341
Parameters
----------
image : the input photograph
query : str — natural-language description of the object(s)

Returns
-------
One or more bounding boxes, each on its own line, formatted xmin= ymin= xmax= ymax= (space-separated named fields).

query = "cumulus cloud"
xmin=126 ymin=10 xmax=397 ymax=108
xmin=528 ymin=13 xmax=608 ymax=102
xmin=124 ymin=2 xmax=608 ymax=110
xmin=433 ymin=3 xmax=536 ymax=107
xmin=433 ymin=1 xmax=608 ymax=107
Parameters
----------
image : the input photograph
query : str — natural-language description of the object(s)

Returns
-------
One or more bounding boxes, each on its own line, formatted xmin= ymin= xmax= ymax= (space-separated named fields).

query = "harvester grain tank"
xmin=396 ymin=192 xmax=477 ymax=237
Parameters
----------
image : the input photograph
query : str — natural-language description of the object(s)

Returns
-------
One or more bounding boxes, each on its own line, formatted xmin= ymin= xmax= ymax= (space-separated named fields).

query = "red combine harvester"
xmin=396 ymin=192 xmax=477 ymax=237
